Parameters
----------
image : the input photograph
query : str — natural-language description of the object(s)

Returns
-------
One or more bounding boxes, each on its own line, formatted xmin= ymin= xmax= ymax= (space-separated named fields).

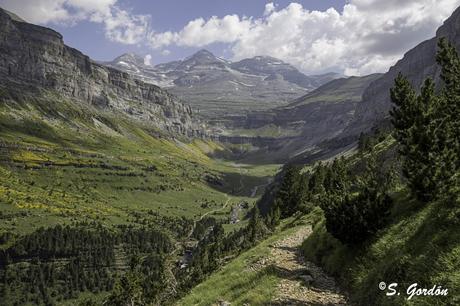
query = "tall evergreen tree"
xmin=390 ymin=38 xmax=460 ymax=201
xmin=433 ymin=38 xmax=460 ymax=193
xmin=276 ymin=165 xmax=302 ymax=217
xmin=247 ymin=206 xmax=266 ymax=243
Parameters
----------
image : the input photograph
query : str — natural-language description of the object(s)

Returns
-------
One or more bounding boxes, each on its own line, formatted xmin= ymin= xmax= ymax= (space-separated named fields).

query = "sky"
xmin=1 ymin=0 xmax=460 ymax=75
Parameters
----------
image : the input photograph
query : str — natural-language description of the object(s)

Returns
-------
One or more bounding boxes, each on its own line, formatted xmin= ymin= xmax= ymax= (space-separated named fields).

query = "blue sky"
xmin=51 ymin=0 xmax=346 ymax=63
xmin=1 ymin=0 xmax=459 ymax=75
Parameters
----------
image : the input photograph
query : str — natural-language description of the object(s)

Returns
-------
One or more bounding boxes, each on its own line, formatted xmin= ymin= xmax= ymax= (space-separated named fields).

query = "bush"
xmin=321 ymin=189 xmax=393 ymax=245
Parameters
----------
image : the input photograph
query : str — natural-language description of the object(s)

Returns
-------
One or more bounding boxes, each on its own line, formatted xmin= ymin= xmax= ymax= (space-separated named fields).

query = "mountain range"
xmin=104 ymin=50 xmax=341 ymax=119
xmin=232 ymin=5 xmax=460 ymax=164
xmin=3 ymin=1 xmax=460 ymax=164
xmin=217 ymin=73 xmax=382 ymax=163
xmin=1 ymin=3 xmax=460 ymax=306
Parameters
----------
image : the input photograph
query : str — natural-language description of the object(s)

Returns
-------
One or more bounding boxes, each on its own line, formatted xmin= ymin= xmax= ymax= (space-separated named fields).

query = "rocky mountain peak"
xmin=104 ymin=48 xmax=340 ymax=119
xmin=113 ymin=53 xmax=146 ymax=67
xmin=2 ymin=8 xmax=25 ymax=22
xmin=180 ymin=49 xmax=223 ymax=67
xmin=193 ymin=49 xmax=216 ymax=57
xmin=436 ymin=5 xmax=460 ymax=44
xmin=231 ymin=56 xmax=295 ymax=74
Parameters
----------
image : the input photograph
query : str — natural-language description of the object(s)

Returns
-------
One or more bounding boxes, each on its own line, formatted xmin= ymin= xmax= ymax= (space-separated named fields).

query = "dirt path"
xmin=269 ymin=226 xmax=348 ymax=305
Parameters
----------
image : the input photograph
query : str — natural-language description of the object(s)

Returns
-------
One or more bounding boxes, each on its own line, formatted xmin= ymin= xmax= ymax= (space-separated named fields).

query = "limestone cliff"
xmin=0 ymin=8 xmax=201 ymax=136
xmin=349 ymin=6 xmax=460 ymax=134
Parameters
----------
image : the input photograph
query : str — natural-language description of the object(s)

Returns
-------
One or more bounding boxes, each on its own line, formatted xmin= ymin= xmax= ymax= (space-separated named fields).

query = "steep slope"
xmin=179 ymin=213 xmax=347 ymax=305
xmin=283 ymin=6 xmax=460 ymax=164
xmin=0 ymin=8 xmax=201 ymax=137
xmin=105 ymin=50 xmax=340 ymax=119
xmin=219 ymin=74 xmax=382 ymax=163
xmin=347 ymin=6 xmax=460 ymax=135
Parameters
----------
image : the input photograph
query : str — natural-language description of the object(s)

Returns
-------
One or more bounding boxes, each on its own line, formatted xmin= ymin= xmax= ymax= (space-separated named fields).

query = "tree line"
xmin=0 ymin=222 xmax=173 ymax=305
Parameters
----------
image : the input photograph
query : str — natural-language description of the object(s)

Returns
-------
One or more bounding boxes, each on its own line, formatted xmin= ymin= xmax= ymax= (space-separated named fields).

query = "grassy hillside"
xmin=298 ymin=41 xmax=460 ymax=306
xmin=302 ymin=192 xmax=460 ymax=305
xmin=0 ymin=86 xmax=281 ymax=305
xmin=296 ymin=129 xmax=460 ymax=305
xmin=0 ymin=88 xmax=280 ymax=235
xmin=177 ymin=129 xmax=460 ymax=306
xmin=286 ymin=74 xmax=382 ymax=108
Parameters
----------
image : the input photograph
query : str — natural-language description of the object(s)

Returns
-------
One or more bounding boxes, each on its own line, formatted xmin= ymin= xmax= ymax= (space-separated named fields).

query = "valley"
xmin=0 ymin=2 xmax=459 ymax=306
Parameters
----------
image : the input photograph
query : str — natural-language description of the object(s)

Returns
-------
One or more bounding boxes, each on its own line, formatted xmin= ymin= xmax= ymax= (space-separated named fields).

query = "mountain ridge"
xmin=0 ymin=8 xmax=202 ymax=137
xmin=345 ymin=5 xmax=460 ymax=137
xmin=104 ymin=50 xmax=341 ymax=118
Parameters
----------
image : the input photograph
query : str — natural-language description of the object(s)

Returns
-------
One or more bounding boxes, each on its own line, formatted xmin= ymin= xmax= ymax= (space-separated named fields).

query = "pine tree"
xmin=296 ymin=173 xmax=312 ymax=214
xmin=390 ymin=38 xmax=460 ymax=201
xmin=433 ymin=38 xmax=460 ymax=193
xmin=409 ymin=78 xmax=438 ymax=200
xmin=321 ymin=156 xmax=393 ymax=245
xmin=277 ymin=165 xmax=302 ymax=217
xmin=309 ymin=162 xmax=326 ymax=197
xmin=390 ymin=75 xmax=437 ymax=201
xmin=248 ymin=206 xmax=265 ymax=243
xmin=105 ymin=272 xmax=144 ymax=306
xmin=267 ymin=199 xmax=282 ymax=228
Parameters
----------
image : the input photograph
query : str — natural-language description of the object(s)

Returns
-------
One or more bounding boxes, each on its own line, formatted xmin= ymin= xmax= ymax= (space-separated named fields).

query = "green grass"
xmin=300 ymin=135 xmax=459 ymax=305
xmin=178 ymin=212 xmax=320 ymax=306
xmin=301 ymin=192 xmax=460 ymax=305
xmin=0 ymin=90 xmax=280 ymax=239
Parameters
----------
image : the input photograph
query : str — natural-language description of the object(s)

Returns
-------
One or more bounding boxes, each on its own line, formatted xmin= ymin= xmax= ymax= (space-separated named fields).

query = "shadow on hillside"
xmin=207 ymin=147 xmax=288 ymax=166
xmin=205 ymin=170 xmax=272 ymax=197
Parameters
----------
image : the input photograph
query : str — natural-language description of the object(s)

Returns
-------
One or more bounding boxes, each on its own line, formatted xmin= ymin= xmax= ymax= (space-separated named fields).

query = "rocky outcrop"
xmin=0 ymin=8 xmax=202 ymax=137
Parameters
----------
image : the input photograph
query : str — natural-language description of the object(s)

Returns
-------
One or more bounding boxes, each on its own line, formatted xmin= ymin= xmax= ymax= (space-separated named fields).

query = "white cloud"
xmin=264 ymin=2 xmax=276 ymax=16
xmin=0 ymin=0 xmax=149 ymax=44
xmin=3 ymin=0 xmax=460 ymax=75
xmin=161 ymin=49 xmax=171 ymax=56
xmin=144 ymin=54 xmax=152 ymax=66
xmin=148 ymin=14 xmax=252 ymax=49
xmin=147 ymin=0 xmax=460 ymax=75
xmin=102 ymin=7 xmax=149 ymax=44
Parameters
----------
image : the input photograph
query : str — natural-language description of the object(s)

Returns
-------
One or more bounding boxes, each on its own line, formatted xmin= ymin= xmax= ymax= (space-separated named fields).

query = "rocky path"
xmin=269 ymin=226 xmax=347 ymax=305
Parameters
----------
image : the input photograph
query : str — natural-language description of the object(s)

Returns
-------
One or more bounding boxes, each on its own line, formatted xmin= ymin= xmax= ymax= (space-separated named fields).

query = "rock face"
xmin=0 ymin=8 xmax=201 ymax=136
xmin=104 ymin=50 xmax=341 ymax=119
xmin=348 ymin=6 xmax=460 ymax=135
xmin=248 ymin=74 xmax=381 ymax=128
xmin=218 ymin=74 xmax=381 ymax=163
xmin=230 ymin=56 xmax=338 ymax=90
